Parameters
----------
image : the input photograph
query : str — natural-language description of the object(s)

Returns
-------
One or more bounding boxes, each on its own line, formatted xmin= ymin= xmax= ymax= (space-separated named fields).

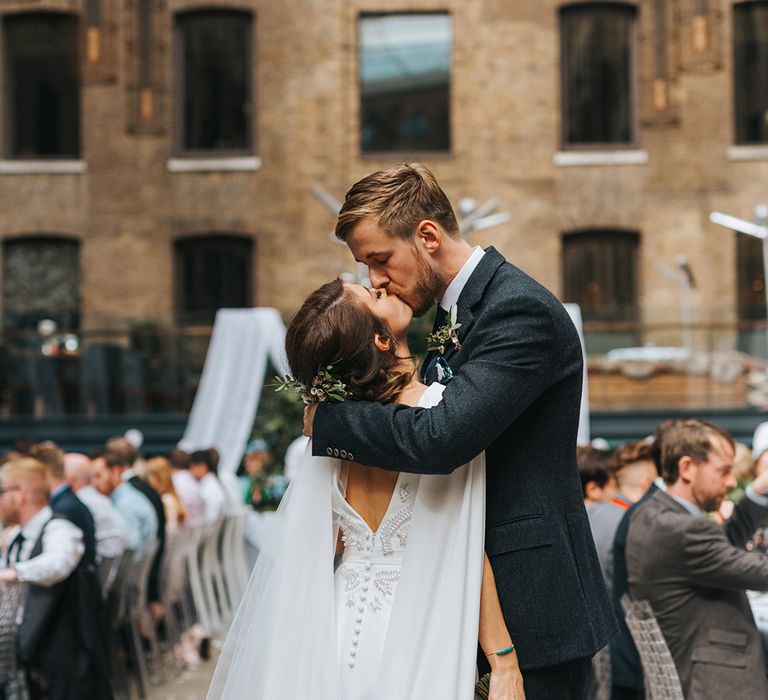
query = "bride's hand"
xmin=488 ymin=657 xmax=525 ymax=700
xmin=303 ymin=404 xmax=318 ymax=437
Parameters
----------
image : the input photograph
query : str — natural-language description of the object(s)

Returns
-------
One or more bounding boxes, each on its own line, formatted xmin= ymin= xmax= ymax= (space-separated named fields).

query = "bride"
xmin=207 ymin=279 xmax=525 ymax=700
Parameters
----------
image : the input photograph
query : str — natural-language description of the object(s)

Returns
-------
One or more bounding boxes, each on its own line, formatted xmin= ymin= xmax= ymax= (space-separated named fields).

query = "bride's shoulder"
xmin=418 ymin=382 xmax=445 ymax=408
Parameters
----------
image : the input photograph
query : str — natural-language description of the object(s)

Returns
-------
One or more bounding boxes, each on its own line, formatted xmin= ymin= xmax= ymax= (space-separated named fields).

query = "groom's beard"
xmin=407 ymin=254 xmax=444 ymax=318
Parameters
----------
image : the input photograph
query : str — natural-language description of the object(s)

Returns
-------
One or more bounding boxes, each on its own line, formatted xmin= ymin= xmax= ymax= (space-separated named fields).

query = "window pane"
xmin=4 ymin=13 xmax=80 ymax=158
xmin=175 ymin=236 xmax=253 ymax=324
xmin=562 ymin=231 xmax=639 ymax=322
xmin=178 ymin=11 xmax=251 ymax=151
xmin=734 ymin=2 xmax=768 ymax=144
xmin=561 ymin=5 xmax=635 ymax=145
xmin=359 ymin=13 xmax=452 ymax=153
xmin=737 ymin=232 xmax=766 ymax=319
xmin=2 ymin=238 xmax=80 ymax=331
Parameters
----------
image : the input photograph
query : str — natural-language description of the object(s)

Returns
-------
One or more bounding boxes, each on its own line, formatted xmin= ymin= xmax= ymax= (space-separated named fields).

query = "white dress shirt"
xmin=4 ymin=506 xmax=84 ymax=587
xmin=172 ymin=469 xmax=205 ymax=528
xmin=199 ymin=473 xmax=227 ymax=525
xmin=439 ymin=246 xmax=485 ymax=311
xmin=76 ymin=484 xmax=129 ymax=560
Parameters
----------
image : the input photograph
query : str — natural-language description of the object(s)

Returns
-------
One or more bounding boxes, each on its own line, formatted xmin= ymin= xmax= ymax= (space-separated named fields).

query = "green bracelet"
xmin=486 ymin=643 xmax=515 ymax=657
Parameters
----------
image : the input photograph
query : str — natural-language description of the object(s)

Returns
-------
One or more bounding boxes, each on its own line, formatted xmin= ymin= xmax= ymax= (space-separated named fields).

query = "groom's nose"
xmin=368 ymin=268 xmax=390 ymax=289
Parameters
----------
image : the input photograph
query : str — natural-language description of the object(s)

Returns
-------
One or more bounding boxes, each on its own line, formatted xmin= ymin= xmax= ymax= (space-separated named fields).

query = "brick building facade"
xmin=0 ymin=0 xmax=766 ymax=348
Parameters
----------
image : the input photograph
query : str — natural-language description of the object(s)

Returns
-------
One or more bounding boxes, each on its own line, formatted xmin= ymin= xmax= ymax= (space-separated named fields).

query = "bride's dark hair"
xmin=285 ymin=279 xmax=412 ymax=403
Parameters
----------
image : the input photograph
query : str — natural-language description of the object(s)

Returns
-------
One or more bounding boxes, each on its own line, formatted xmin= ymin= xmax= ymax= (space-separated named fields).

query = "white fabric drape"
xmin=207 ymin=392 xmax=486 ymax=699
xmin=178 ymin=308 xmax=289 ymax=478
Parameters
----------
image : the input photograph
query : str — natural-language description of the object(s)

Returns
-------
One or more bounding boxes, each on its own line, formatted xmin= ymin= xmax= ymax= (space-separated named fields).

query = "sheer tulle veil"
xmin=207 ymin=389 xmax=486 ymax=699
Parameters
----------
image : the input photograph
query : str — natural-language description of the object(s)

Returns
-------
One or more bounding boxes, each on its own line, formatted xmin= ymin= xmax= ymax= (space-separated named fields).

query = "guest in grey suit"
xmin=306 ymin=163 xmax=616 ymax=699
xmin=627 ymin=419 xmax=768 ymax=699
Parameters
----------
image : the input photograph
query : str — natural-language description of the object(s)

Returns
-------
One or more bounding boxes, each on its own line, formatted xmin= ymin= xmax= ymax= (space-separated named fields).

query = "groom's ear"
xmin=415 ymin=220 xmax=442 ymax=254
xmin=373 ymin=333 xmax=392 ymax=352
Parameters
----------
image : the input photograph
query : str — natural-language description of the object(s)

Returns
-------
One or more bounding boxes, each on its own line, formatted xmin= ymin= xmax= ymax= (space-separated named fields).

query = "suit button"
xmin=348 ymin=452 xmax=354 ymax=461
xmin=340 ymin=450 xmax=348 ymax=459
xmin=333 ymin=448 xmax=340 ymax=457
xmin=325 ymin=447 xmax=333 ymax=456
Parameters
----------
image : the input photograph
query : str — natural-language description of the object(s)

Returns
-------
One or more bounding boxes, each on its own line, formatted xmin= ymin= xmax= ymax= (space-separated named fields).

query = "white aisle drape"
xmin=178 ymin=308 xmax=289 ymax=478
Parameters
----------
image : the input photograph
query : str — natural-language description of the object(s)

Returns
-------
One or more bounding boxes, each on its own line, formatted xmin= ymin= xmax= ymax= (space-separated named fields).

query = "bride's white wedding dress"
xmin=207 ymin=383 xmax=486 ymax=700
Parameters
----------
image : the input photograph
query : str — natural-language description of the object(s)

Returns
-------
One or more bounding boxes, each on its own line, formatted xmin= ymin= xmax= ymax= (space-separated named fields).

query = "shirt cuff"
xmin=746 ymin=484 xmax=768 ymax=508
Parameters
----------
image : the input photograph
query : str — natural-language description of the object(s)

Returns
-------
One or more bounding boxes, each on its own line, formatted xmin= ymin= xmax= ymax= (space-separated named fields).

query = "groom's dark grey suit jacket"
xmin=314 ymin=247 xmax=617 ymax=669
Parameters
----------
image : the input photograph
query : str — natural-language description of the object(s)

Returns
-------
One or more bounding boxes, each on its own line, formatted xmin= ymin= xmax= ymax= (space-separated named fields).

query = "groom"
xmin=306 ymin=163 xmax=616 ymax=698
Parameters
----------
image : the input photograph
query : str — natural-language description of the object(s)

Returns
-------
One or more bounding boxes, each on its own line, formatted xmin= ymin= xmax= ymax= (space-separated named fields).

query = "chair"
xmin=591 ymin=643 xmax=612 ymax=700
xmin=621 ymin=596 xmax=684 ymax=700
xmin=0 ymin=582 xmax=28 ymax=700
xmin=97 ymin=553 xmax=124 ymax=600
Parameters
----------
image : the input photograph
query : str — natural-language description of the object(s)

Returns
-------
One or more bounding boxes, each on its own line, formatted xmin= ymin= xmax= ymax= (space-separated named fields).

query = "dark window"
xmin=562 ymin=230 xmax=640 ymax=322
xmin=176 ymin=10 xmax=252 ymax=153
xmin=3 ymin=13 xmax=80 ymax=158
xmin=560 ymin=4 xmax=636 ymax=146
xmin=734 ymin=1 xmax=768 ymax=144
xmin=359 ymin=13 xmax=452 ymax=153
xmin=2 ymin=237 xmax=80 ymax=331
xmin=737 ymin=232 xmax=766 ymax=319
xmin=175 ymin=235 xmax=253 ymax=325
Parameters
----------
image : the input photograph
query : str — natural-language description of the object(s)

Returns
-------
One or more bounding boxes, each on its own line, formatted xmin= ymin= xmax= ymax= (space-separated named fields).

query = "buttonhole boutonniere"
xmin=426 ymin=305 xmax=461 ymax=355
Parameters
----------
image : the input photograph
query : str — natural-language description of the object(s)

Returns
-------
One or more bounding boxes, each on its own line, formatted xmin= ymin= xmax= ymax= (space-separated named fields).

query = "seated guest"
xmin=105 ymin=436 xmax=165 ymax=603
xmin=146 ymin=457 xmax=187 ymax=532
xmin=626 ymin=419 xmax=768 ymax=699
xmin=0 ymin=459 xmax=110 ymax=700
xmin=168 ymin=448 xmax=205 ymax=528
xmin=91 ymin=452 xmax=157 ymax=556
xmin=189 ymin=449 xmax=228 ymax=525
xmin=64 ymin=452 xmax=128 ymax=562
xmin=613 ymin=441 xmax=657 ymax=506
xmin=29 ymin=442 xmax=97 ymax=567
xmin=578 ymin=444 xmax=617 ymax=505
xmin=587 ymin=441 xmax=654 ymax=594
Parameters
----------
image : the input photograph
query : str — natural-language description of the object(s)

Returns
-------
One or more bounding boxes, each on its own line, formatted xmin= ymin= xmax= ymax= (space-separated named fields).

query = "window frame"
xmin=559 ymin=1 xmax=640 ymax=150
xmin=357 ymin=10 xmax=454 ymax=156
xmin=173 ymin=8 xmax=254 ymax=157
xmin=561 ymin=228 xmax=641 ymax=323
xmin=173 ymin=234 xmax=255 ymax=326
xmin=732 ymin=0 xmax=768 ymax=145
xmin=2 ymin=10 xmax=82 ymax=160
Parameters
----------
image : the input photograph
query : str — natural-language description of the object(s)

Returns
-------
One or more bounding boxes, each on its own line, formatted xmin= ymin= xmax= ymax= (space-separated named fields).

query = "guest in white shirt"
xmin=168 ymin=448 xmax=205 ymax=528
xmin=189 ymin=450 xmax=228 ymax=525
xmin=0 ymin=458 xmax=111 ymax=700
xmin=91 ymin=453 xmax=157 ymax=554
xmin=64 ymin=452 xmax=128 ymax=561
xmin=0 ymin=458 xmax=84 ymax=586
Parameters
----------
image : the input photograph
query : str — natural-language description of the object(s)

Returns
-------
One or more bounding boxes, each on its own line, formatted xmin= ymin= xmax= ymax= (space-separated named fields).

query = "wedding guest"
xmin=92 ymin=451 xmax=157 ymax=555
xmin=105 ymin=436 xmax=166 ymax=602
xmin=0 ymin=458 xmax=110 ymax=700
xmin=613 ymin=441 xmax=656 ymax=505
xmin=29 ymin=442 xmax=97 ymax=567
xmin=626 ymin=419 xmax=768 ymax=699
xmin=168 ymin=448 xmax=205 ymax=527
xmin=146 ymin=457 xmax=187 ymax=532
xmin=64 ymin=452 xmax=128 ymax=562
xmin=189 ymin=450 xmax=228 ymax=525
xmin=578 ymin=445 xmax=617 ymax=505
xmin=238 ymin=439 xmax=272 ymax=507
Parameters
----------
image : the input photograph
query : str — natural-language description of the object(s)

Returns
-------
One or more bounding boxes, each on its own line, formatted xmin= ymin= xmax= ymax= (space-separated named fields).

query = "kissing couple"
xmin=208 ymin=163 xmax=616 ymax=700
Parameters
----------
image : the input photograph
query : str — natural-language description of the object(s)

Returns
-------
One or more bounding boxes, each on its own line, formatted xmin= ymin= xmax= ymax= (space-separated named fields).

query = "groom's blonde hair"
xmin=334 ymin=162 xmax=460 ymax=242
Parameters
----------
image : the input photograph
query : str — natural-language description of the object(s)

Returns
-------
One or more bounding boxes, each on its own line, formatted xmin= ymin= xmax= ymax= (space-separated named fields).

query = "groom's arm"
xmin=313 ymin=294 xmax=570 ymax=475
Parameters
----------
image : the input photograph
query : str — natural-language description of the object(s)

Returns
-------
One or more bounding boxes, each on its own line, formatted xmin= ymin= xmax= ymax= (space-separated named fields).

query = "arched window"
xmin=174 ymin=235 xmax=254 ymax=324
xmin=359 ymin=12 xmax=452 ymax=153
xmin=733 ymin=1 xmax=768 ymax=144
xmin=3 ymin=12 xmax=80 ymax=158
xmin=562 ymin=230 xmax=640 ymax=322
xmin=175 ymin=10 xmax=252 ymax=153
xmin=2 ymin=236 xmax=80 ymax=331
xmin=560 ymin=3 xmax=637 ymax=146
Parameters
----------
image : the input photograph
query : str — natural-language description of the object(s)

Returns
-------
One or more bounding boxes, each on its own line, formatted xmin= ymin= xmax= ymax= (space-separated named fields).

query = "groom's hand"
xmin=303 ymin=404 xmax=318 ymax=437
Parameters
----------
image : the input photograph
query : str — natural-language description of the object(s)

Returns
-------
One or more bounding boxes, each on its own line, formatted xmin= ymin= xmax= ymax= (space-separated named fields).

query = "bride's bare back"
xmin=341 ymin=380 xmax=427 ymax=537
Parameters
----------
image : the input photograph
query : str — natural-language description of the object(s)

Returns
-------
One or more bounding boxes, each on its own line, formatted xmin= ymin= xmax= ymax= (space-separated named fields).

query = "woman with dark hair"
xmin=208 ymin=280 xmax=523 ymax=700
